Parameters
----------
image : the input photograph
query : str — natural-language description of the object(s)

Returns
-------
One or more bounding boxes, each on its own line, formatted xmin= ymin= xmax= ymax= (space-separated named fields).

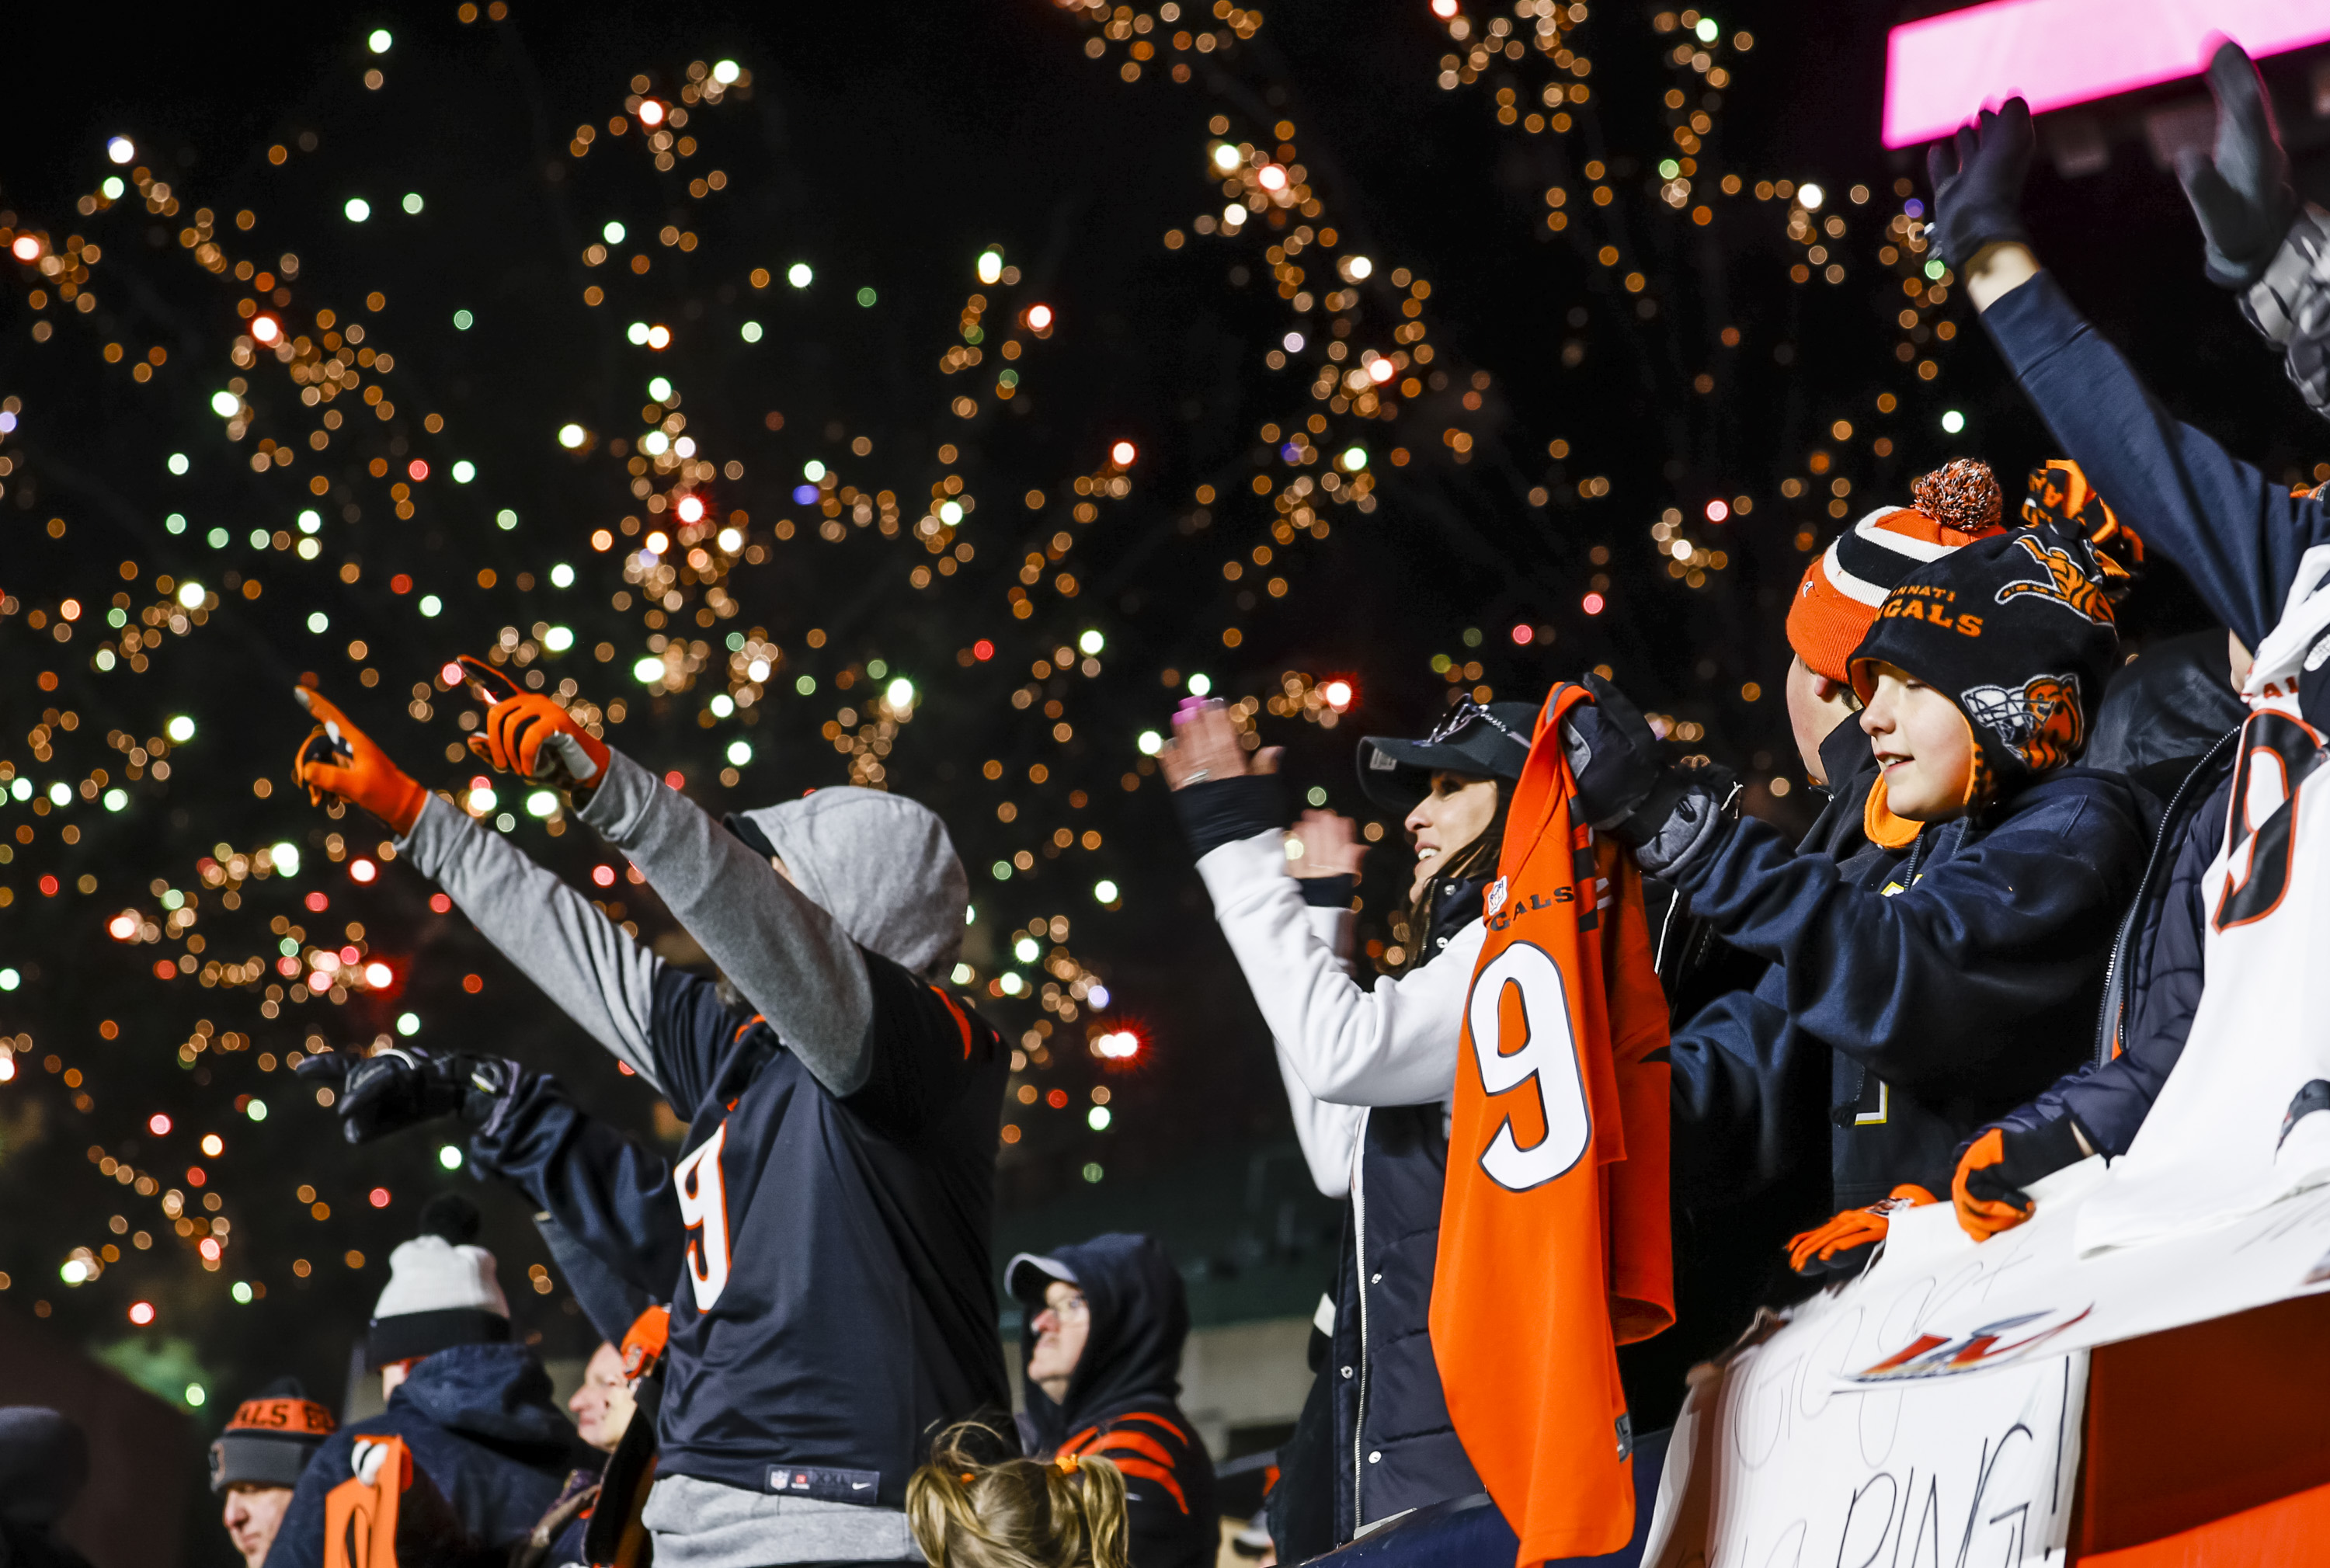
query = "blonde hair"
xmin=907 ymin=1424 xmax=1129 ymax=1568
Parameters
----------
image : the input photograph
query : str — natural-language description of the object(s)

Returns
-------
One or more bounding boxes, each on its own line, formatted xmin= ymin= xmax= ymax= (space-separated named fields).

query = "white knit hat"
xmin=367 ymin=1195 xmax=511 ymax=1369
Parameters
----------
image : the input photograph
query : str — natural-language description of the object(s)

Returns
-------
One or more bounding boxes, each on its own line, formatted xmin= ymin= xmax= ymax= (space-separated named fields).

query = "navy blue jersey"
xmin=647 ymin=951 xmax=1010 ymax=1505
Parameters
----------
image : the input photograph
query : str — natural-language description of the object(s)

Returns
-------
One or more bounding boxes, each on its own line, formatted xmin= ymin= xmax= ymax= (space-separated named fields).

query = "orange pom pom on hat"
xmin=1786 ymin=459 xmax=2008 ymax=683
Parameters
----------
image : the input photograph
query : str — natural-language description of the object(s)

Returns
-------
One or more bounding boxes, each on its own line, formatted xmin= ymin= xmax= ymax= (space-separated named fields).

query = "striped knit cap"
xmin=1785 ymin=459 xmax=2006 ymax=683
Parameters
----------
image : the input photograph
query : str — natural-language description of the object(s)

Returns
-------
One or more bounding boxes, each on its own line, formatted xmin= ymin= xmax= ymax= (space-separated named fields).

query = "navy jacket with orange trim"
xmin=466 ymin=956 xmax=1010 ymax=1509
xmin=1667 ymin=767 xmax=2142 ymax=1210
xmin=1015 ymin=1234 xmax=1219 ymax=1568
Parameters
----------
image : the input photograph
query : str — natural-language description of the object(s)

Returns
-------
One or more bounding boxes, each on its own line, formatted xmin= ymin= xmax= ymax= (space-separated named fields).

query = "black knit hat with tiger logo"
xmin=1847 ymin=524 xmax=2120 ymax=798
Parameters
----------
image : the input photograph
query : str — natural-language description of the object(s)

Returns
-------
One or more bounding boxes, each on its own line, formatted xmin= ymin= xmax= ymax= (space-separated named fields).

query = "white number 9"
xmin=1466 ymin=943 xmax=1591 ymax=1191
xmin=675 ymin=1120 xmax=732 ymax=1312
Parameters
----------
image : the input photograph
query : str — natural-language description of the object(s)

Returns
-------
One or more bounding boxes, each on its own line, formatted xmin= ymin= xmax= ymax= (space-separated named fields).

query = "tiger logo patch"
xmin=1994 ymin=534 xmax=2116 ymax=626
xmin=1960 ymin=673 xmax=2084 ymax=772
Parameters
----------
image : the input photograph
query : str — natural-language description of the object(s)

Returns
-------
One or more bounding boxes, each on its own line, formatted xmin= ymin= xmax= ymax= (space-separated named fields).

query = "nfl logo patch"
xmin=1484 ymin=876 xmax=1508 ymax=916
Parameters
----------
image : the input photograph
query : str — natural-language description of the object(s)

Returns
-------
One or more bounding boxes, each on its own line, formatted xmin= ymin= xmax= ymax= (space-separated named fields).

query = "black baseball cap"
xmin=1355 ymin=697 xmax=1540 ymax=812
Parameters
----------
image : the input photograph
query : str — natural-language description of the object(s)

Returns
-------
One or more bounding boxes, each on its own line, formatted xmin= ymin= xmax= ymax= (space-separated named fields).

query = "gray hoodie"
xmin=401 ymin=750 xmax=968 ymax=1097
xmin=396 ymin=753 xmax=976 ymax=1568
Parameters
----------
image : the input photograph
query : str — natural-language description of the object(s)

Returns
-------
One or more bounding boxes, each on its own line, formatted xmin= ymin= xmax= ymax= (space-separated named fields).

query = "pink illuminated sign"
xmin=1883 ymin=0 xmax=2330 ymax=148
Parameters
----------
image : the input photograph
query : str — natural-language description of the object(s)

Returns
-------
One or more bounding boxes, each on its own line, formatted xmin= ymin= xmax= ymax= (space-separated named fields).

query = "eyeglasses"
xmin=1424 ymin=695 xmax=1532 ymax=751
xmin=1039 ymin=1291 xmax=1089 ymax=1321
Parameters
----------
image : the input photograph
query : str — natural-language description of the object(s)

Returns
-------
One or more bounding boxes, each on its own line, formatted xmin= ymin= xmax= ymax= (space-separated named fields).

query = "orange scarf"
xmin=1430 ymin=683 xmax=1674 ymax=1566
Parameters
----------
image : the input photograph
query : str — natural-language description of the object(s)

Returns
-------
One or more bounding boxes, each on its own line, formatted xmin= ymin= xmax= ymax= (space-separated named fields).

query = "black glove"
xmin=1560 ymin=675 xmax=1669 ymax=829
xmin=1924 ymin=98 xmax=2033 ymax=269
xmin=296 ymin=1047 xmax=516 ymax=1145
xmin=1559 ymin=676 xmax=1734 ymax=874
xmin=2179 ymin=40 xmax=2298 ymax=290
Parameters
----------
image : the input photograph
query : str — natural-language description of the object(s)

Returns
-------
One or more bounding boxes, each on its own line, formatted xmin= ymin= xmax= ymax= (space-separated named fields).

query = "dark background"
xmin=2 ymin=3 xmax=2326 ymax=1562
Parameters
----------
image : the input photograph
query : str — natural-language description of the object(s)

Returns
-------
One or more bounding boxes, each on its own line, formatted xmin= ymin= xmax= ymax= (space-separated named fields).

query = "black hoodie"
xmin=1010 ymin=1234 xmax=1219 ymax=1568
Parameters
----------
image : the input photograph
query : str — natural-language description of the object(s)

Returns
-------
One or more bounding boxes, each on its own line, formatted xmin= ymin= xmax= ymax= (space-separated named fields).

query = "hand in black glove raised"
xmin=1925 ymin=97 xmax=2033 ymax=270
xmin=1560 ymin=676 xmax=1735 ymax=874
xmin=1559 ymin=674 xmax=1670 ymax=833
xmin=296 ymin=1046 xmax=515 ymax=1144
xmin=2178 ymin=40 xmax=2299 ymax=289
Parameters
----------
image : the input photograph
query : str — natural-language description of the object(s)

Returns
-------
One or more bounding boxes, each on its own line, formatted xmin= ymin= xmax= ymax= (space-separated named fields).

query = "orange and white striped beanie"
xmin=1785 ymin=459 xmax=2006 ymax=683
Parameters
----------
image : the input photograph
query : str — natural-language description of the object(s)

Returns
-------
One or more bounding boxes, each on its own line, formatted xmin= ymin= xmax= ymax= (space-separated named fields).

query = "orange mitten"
xmin=468 ymin=692 xmax=609 ymax=792
xmin=292 ymin=688 xmax=427 ymax=836
xmin=1786 ymin=1184 xmax=1936 ymax=1275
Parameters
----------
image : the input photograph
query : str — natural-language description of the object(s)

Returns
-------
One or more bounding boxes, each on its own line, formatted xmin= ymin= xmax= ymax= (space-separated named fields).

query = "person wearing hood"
xmin=1159 ymin=695 xmax=1533 ymax=1551
xmin=1005 ymin=1236 xmax=1217 ymax=1568
xmin=1567 ymin=524 xmax=2145 ymax=1275
xmin=0 ymin=1408 xmax=94 ymax=1568
xmin=209 ymin=1379 xmax=337 ymax=1566
xmin=288 ymin=683 xmax=1009 ymax=1568
xmin=268 ymin=1196 xmax=586 ymax=1568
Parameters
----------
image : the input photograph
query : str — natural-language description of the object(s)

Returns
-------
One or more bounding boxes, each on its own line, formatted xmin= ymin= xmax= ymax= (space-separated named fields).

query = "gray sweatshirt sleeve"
xmin=578 ymin=749 xmax=874 ymax=1096
xmin=398 ymin=793 xmax=668 ymax=1093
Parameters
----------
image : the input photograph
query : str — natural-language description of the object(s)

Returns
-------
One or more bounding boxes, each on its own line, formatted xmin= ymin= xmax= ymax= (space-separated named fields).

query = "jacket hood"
xmin=391 ymin=1344 xmax=579 ymax=1454
xmin=1008 ymin=1233 xmax=1188 ymax=1450
xmin=732 ymin=787 xmax=969 ymax=978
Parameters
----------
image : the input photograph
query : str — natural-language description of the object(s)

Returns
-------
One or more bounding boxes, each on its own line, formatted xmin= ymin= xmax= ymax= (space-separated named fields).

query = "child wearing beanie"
xmin=1782 ymin=459 xmax=2008 ymax=801
xmin=1566 ymin=520 xmax=2145 ymax=1278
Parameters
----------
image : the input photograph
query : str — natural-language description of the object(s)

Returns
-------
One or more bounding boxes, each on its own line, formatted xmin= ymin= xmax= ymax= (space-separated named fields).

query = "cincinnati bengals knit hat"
xmin=367 ymin=1194 xmax=511 ymax=1370
xmin=1786 ymin=460 xmax=2008 ymax=683
xmin=208 ymin=1378 xmax=336 ymax=1492
xmin=1848 ymin=524 xmax=2120 ymax=798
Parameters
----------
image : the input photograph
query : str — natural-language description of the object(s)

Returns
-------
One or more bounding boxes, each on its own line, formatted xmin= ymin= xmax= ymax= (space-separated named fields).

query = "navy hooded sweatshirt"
xmin=267 ymin=1344 xmax=584 ymax=1568
xmin=1967 ymin=269 xmax=2330 ymax=1157
xmin=1664 ymin=761 xmax=2143 ymax=1211
xmin=1011 ymin=1235 xmax=1219 ymax=1568
xmin=457 ymin=954 xmax=1011 ymax=1510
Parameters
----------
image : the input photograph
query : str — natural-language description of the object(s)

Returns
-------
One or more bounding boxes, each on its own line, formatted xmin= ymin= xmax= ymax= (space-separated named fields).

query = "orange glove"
xmin=1952 ymin=1128 xmax=2029 ymax=1241
xmin=468 ymin=692 xmax=610 ymax=793
xmin=1786 ymin=1184 xmax=1936 ymax=1275
xmin=291 ymin=687 xmax=428 ymax=836
xmin=1951 ymin=1118 xmax=2088 ymax=1240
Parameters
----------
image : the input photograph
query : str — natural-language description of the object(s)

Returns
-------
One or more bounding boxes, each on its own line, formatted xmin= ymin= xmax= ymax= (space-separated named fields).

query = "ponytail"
xmin=907 ymin=1424 xmax=1129 ymax=1568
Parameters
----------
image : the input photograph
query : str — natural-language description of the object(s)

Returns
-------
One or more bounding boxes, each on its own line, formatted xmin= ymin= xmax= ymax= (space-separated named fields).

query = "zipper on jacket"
xmin=1348 ymin=1107 xmax=1372 ymax=1540
xmin=2092 ymin=727 xmax=2240 ymax=1069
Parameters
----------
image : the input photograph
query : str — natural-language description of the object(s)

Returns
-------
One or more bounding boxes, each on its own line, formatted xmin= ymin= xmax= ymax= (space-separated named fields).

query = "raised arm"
xmin=1932 ymin=95 xmax=2330 ymax=649
xmin=1198 ymin=830 xmax=1471 ymax=1107
xmin=577 ymin=747 xmax=875 ymax=1095
xmin=290 ymin=688 xmax=666 ymax=1091
xmin=458 ymin=691 xmax=878 ymax=1097
xmin=400 ymin=795 xmax=666 ymax=1089
xmin=468 ymin=1066 xmax=686 ymax=1299
xmin=297 ymin=1044 xmax=684 ymax=1298
xmin=1163 ymin=704 xmax=1469 ymax=1110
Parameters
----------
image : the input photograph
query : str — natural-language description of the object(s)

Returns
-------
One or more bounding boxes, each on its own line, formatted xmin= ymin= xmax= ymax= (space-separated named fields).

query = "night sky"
xmin=2 ymin=4 xmax=2324 ymax=1560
